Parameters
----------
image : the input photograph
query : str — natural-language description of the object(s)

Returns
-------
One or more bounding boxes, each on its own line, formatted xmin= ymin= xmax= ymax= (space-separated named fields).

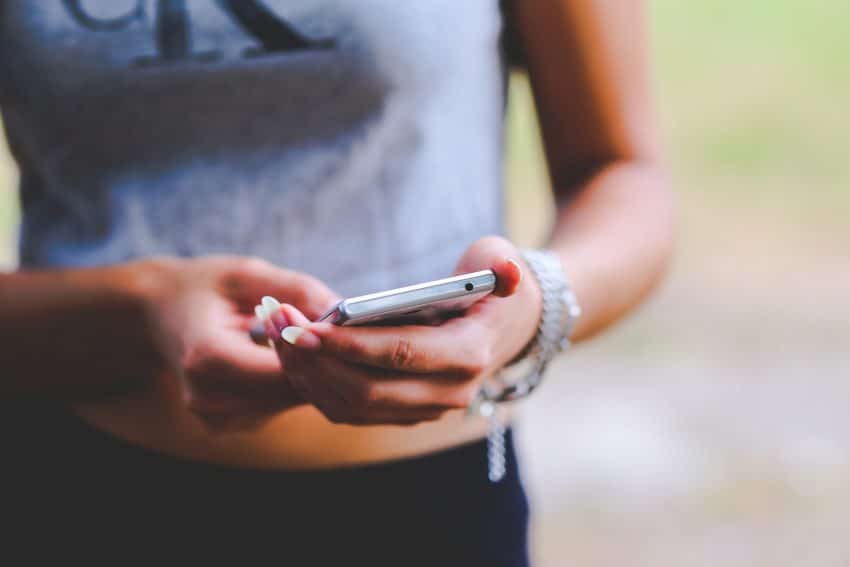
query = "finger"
xmin=283 ymin=350 xmax=477 ymax=413
xmin=365 ymin=377 xmax=476 ymax=410
xmin=299 ymin=319 xmax=489 ymax=376
xmin=280 ymin=303 xmax=312 ymax=327
xmin=223 ymin=258 xmax=340 ymax=319
xmin=312 ymin=395 xmax=454 ymax=427
xmin=281 ymin=350 xmax=473 ymax=426
xmin=454 ymin=236 xmax=523 ymax=297
xmin=278 ymin=304 xmax=322 ymax=351
xmin=228 ymin=304 xmax=268 ymax=346
xmin=276 ymin=326 xmax=346 ymax=404
xmin=183 ymin=331 xmax=287 ymax=390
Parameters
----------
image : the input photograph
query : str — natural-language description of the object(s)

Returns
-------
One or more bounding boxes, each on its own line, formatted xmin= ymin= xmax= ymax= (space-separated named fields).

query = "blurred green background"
xmin=506 ymin=2 xmax=850 ymax=566
xmin=0 ymin=1 xmax=847 ymax=565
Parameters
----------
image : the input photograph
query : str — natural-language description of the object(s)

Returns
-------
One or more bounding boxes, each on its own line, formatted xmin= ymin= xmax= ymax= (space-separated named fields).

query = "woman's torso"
xmin=0 ymin=0 xmax=510 ymax=468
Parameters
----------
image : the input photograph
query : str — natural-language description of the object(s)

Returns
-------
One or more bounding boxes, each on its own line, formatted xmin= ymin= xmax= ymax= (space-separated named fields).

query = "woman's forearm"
xmin=548 ymin=159 xmax=674 ymax=341
xmin=0 ymin=262 xmax=166 ymax=399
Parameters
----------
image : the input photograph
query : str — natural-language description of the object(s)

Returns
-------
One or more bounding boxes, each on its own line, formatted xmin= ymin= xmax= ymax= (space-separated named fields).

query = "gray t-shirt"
xmin=0 ymin=0 xmax=507 ymax=296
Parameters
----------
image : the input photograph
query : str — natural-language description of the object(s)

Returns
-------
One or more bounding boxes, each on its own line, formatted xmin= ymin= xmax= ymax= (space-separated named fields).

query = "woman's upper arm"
xmin=508 ymin=0 xmax=661 ymax=194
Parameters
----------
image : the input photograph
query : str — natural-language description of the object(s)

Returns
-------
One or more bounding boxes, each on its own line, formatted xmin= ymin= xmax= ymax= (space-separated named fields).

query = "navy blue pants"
xmin=4 ymin=403 xmax=531 ymax=566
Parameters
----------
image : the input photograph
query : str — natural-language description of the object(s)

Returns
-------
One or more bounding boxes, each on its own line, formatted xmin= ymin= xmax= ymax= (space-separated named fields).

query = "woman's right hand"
xmin=137 ymin=255 xmax=339 ymax=432
xmin=261 ymin=238 xmax=530 ymax=428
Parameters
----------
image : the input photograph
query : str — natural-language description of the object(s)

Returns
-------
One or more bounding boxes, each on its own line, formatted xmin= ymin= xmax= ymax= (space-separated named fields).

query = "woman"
xmin=0 ymin=1 xmax=672 ymax=565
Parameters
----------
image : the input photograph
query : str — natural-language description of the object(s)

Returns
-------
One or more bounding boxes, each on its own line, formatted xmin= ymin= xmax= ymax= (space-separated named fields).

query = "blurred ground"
xmin=0 ymin=1 xmax=848 ymax=565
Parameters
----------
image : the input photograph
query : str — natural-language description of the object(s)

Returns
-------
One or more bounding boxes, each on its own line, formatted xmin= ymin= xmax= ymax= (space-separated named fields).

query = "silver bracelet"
xmin=469 ymin=248 xmax=581 ymax=482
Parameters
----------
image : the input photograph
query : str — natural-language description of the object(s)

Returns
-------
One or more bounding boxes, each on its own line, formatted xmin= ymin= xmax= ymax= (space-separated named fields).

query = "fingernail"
xmin=281 ymin=327 xmax=305 ymax=345
xmin=255 ymin=305 xmax=269 ymax=321
xmin=262 ymin=296 xmax=281 ymax=314
xmin=281 ymin=326 xmax=321 ymax=350
xmin=507 ymin=258 xmax=523 ymax=275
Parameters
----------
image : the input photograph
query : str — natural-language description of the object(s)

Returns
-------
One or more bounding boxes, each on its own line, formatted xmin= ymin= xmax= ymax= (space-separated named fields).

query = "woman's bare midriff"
xmin=70 ymin=377 xmax=499 ymax=469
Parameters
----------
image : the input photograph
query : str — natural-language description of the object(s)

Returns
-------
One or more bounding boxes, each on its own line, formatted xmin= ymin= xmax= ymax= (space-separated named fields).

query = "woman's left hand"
xmin=264 ymin=236 xmax=542 ymax=426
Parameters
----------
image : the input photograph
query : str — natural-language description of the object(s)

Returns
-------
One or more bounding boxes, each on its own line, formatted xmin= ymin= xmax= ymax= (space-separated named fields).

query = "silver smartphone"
xmin=318 ymin=270 xmax=497 ymax=326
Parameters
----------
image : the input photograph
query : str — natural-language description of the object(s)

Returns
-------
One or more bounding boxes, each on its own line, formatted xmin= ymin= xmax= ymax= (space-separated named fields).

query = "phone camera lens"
xmin=465 ymin=283 xmax=474 ymax=291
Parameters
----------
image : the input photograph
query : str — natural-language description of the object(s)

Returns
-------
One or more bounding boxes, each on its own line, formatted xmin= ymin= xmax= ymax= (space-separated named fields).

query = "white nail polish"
xmin=281 ymin=327 xmax=305 ymax=345
xmin=262 ymin=296 xmax=281 ymax=315
xmin=255 ymin=305 xmax=268 ymax=321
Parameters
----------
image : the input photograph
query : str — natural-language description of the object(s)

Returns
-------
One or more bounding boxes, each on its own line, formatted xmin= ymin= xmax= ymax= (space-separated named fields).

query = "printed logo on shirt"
xmin=61 ymin=0 xmax=336 ymax=66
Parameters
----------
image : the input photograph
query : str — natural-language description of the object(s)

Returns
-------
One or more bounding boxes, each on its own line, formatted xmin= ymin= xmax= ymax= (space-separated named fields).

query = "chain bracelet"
xmin=471 ymin=249 xmax=581 ymax=483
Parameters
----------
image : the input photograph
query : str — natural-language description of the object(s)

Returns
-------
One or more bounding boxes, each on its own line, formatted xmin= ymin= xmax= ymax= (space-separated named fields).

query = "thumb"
xmin=454 ymin=236 xmax=523 ymax=298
